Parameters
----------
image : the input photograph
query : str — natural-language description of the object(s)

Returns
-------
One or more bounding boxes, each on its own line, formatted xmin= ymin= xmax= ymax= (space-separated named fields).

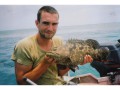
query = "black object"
xmin=57 ymin=64 xmax=76 ymax=72
xmin=91 ymin=61 xmax=110 ymax=77
xmin=90 ymin=39 xmax=120 ymax=78
xmin=118 ymin=39 xmax=120 ymax=43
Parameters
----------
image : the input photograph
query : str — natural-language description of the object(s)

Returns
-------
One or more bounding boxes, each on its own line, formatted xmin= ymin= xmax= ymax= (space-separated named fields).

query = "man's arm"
xmin=15 ymin=56 xmax=54 ymax=85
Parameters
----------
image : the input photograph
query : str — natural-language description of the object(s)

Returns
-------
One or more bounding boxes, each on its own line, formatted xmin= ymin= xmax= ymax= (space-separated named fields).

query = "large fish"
xmin=46 ymin=39 xmax=110 ymax=67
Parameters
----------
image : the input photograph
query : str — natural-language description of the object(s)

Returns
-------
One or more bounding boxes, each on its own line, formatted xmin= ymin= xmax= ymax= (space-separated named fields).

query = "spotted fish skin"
xmin=46 ymin=39 xmax=110 ymax=66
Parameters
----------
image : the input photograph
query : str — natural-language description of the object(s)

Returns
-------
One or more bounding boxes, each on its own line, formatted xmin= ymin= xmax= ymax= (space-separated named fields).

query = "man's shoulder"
xmin=16 ymin=35 xmax=36 ymax=48
xmin=52 ymin=36 xmax=64 ymax=46
xmin=52 ymin=36 xmax=63 ymax=41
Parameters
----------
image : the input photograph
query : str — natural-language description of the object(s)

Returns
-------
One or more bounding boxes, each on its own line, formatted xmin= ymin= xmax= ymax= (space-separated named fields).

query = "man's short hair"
xmin=37 ymin=6 xmax=59 ymax=22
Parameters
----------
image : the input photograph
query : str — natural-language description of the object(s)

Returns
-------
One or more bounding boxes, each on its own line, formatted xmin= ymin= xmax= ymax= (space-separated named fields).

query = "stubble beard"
xmin=39 ymin=30 xmax=55 ymax=39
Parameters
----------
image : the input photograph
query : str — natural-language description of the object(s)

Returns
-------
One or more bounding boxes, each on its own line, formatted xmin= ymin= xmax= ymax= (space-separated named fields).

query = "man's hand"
xmin=42 ymin=56 xmax=56 ymax=65
xmin=82 ymin=55 xmax=93 ymax=65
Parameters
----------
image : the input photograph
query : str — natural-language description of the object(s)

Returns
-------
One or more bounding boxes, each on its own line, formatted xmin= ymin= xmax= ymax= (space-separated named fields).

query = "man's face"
xmin=36 ymin=11 xmax=59 ymax=39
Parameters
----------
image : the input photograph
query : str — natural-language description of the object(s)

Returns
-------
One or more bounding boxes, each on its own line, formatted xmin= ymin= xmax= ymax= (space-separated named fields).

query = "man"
xmin=11 ymin=6 xmax=93 ymax=85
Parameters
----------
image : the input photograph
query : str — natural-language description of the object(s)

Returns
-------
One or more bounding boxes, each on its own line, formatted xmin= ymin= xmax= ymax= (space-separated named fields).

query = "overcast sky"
xmin=0 ymin=5 xmax=120 ymax=30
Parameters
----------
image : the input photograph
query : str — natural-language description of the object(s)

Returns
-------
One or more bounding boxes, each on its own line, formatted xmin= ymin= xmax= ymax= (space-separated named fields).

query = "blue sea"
xmin=0 ymin=23 xmax=120 ymax=85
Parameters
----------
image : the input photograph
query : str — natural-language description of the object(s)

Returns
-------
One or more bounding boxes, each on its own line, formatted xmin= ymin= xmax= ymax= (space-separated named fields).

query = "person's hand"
xmin=43 ymin=56 xmax=56 ymax=65
xmin=82 ymin=55 xmax=93 ymax=65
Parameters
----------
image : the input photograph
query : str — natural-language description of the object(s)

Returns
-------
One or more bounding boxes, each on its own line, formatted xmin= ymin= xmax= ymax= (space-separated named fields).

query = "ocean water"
xmin=0 ymin=23 xmax=120 ymax=85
